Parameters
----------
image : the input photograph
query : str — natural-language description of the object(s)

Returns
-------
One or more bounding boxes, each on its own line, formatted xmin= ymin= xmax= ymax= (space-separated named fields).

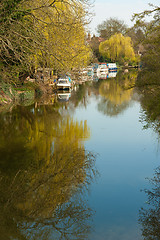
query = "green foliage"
xmin=134 ymin=4 xmax=160 ymax=87
xmin=0 ymin=0 xmax=92 ymax=83
xmin=0 ymin=80 xmax=39 ymax=105
xmin=133 ymin=6 xmax=160 ymax=138
xmin=141 ymin=27 xmax=160 ymax=72
xmin=99 ymin=33 xmax=137 ymax=64
xmin=0 ymin=0 xmax=24 ymax=23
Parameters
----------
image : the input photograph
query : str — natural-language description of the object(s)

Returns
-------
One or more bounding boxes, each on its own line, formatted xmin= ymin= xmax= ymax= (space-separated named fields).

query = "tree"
xmin=96 ymin=17 xmax=128 ymax=39
xmin=126 ymin=24 xmax=146 ymax=53
xmin=132 ymin=4 xmax=160 ymax=88
xmin=31 ymin=0 xmax=92 ymax=71
xmin=87 ymin=34 xmax=101 ymax=61
xmin=0 ymin=0 xmax=93 ymax=82
xmin=99 ymin=33 xmax=136 ymax=64
xmin=132 ymin=4 xmax=160 ymax=70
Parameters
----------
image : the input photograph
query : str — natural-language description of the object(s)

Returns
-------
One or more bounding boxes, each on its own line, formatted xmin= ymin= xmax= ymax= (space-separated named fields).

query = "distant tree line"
xmin=89 ymin=5 xmax=160 ymax=68
xmin=88 ymin=17 xmax=144 ymax=64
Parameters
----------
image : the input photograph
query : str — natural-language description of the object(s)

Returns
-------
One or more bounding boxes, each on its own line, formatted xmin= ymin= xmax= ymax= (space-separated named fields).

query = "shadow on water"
xmin=0 ymin=103 xmax=98 ymax=240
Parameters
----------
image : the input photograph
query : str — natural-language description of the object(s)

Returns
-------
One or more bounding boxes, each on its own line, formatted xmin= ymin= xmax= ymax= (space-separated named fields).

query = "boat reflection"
xmin=107 ymin=71 xmax=117 ymax=78
xmin=72 ymin=65 xmax=117 ymax=83
xmin=57 ymin=90 xmax=71 ymax=102
xmin=97 ymin=71 xmax=117 ymax=80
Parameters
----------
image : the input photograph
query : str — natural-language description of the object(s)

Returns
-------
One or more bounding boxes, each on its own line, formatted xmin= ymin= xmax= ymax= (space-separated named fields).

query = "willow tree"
xmin=99 ymin=33 xmax=137 ymax=64
xmin=0 ymin=0 xmax=93 ymax=82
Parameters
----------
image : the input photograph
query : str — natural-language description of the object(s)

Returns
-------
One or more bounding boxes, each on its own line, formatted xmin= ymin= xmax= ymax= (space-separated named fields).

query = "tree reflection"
xmin=71 ymin=84 xmax=89 ymax=108
xmin=0 ymin=104 xmax=60 ymax=175
xmin=98 ymin=98 xmax=130 ymax=117
xmin=139 ymin=85 xmax=160 ymax=135
xmin=20 ymin=189 xmax=94 ymax=240
xmin=98 ymin=70 xmax=137 ymax=116
xmin=0 ymin=149 xmax=96 ymax=240
xmin=139 ymin=167 xmax=160 ymax=239
xmin=0 ymin=104 xmax=97 ymax=239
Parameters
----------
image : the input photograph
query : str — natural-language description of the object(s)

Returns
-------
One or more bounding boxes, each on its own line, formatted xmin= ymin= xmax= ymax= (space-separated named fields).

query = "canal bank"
xmin=0 ymin=81 xmax=54 ymax=107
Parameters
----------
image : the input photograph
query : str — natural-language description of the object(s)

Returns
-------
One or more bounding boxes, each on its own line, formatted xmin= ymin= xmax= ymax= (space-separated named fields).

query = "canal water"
xmin=0 ymin=70 xmax=159 ymax=240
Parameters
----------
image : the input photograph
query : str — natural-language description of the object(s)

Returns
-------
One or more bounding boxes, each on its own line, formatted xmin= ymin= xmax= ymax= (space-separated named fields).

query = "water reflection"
xmin=0 ymin=68 xmax=152 ymax=240
xmin=137 ymin=70 xmax=160 ymax=240
xmin=139 ymin=86 xmax=160 ymax=135
xmin=107 ymin=71 xmax=117 ymax=78
xmin=0 ymin=104 xmax=97 ymax=239
xmin=68 ymin=69 xmax=138 ymax=117
xmin=137 ymin=69 xmax=160 ymax=239
xmin=97 ymin=70 xmax=138 ymax=117
xmin=57 ymin=90 xmax=71 ymax=102
xmin=139 ymin=166 xmax=160 ymax=239
xmin=95 ymin=70 xmax=118 ymax=80
xmin=72 ymin=66 xmax=118 ymax=83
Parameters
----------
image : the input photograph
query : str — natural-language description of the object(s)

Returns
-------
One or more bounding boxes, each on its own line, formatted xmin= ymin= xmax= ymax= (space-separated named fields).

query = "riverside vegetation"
xmin=0 ymin=2 xmax=160 ymax=107
xmin=0 ymin=3 xmax=160 ymax=240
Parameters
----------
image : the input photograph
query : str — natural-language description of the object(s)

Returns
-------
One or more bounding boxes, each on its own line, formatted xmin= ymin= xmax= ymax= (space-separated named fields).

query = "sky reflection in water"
xmin=0 ymin=74 xmax=160 ymax=239
xmin=74 ymin=94 xmax=159 ymax=240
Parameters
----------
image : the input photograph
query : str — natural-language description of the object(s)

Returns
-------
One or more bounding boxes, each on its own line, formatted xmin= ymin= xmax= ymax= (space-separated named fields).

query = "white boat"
xmin=81 ymin=68 xmax=88 ymax=74
xmin=107 ymin=71 xmax=117 ymax=78
xmin=97 ymin=71 xmax=108 ymax=80
xmin=107 ymin=63 xmax=117 ymax=71
xmin=81 ymin=66 xmax=93 ymax=76
xmin=56 ymin=78 xmax=71 ymax=90
xmin=97 ymin=63 xmax=108 ymax=74
xmin=57 ymin=92 xmax=71 ymax=102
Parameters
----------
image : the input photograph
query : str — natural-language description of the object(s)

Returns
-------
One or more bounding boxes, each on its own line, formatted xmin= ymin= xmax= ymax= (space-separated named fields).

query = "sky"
xmin=89 ymin=0 xmax=160 ymax=34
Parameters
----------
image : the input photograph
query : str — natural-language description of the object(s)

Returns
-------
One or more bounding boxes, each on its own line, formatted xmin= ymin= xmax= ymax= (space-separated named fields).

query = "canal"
xmin=0 ymin=70 xmax=159 ymax=239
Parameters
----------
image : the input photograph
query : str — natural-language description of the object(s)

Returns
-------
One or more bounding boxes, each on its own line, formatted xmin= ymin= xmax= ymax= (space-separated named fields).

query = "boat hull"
xmin=56 ymin=78 xmax=71 ymax=90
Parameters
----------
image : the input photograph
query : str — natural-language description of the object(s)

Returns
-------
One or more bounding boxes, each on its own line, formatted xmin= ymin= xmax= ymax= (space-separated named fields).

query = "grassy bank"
xmin=0 ymin=81 xmax=50 ymax=106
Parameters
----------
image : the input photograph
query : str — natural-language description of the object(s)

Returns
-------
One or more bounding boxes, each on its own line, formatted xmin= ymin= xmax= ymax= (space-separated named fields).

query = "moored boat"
xmin=97 ymin=63 xmax=108 ymax=74
xmin=56 ymin=77 xmax=71 ymax=90
xmin=107 ymin=63 xmax=117 ymax=71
